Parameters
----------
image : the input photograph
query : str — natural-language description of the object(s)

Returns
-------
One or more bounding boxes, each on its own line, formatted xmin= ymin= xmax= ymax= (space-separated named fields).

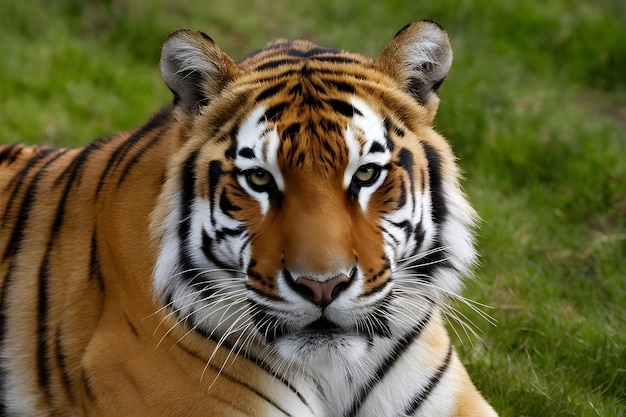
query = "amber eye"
xmin=353 ymin=164 xmax=381 ymax=187
xmin=245 ymin=168 xmax=275 ymax=192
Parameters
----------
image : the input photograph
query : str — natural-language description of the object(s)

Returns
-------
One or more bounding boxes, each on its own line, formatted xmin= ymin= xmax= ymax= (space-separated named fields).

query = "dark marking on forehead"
xmin=328 ymin=99 xmax=362 ymax=119
xmin=255 ymin=81 xmax=288 ymax=102
xmin=289 ymin=84 xmax=303 ymax=96
xmin=224 ymin=131 xmax=238 ymax=160
xmin=256 ymin=58 xmax=300 ymax=71
xmin=263 ymin=102 xmax=288 ymax=123
xmin=383 ymin=119 xmax=400 ymax=152
xmin=369 ymin=141 xmax=386 ymax=154
xmin=281 ymin=123 xmax=301 ymax=142
xmin=286 ymin=46 xmax=342 ymax=58
xmin=327 ymin=80 xmax=357 ymax=94
xmin=238 ymin=147 xmax=255 ymax=159
xmin=313 ymin=56 xmax=363 ymax=65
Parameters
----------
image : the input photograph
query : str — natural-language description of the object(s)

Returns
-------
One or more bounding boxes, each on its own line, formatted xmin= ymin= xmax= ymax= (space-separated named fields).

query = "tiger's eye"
xmin=354 ymin=164 xmax=380 ymax=185
xmin=247 ymin=168 xmax=274 ymax=189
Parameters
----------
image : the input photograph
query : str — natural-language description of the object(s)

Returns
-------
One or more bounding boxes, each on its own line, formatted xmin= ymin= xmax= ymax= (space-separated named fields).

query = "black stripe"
xmin=387 ymin=219 xmax=414 ymax=241
xmin=214 ymin=225 xmax=246 ymax=242
xmin=35 ymin=142 xmax=102 ymax=402
xmin=255 ymin=81 xmax=288 ymax=102
xmin=55 ymin=326 xmax=74 ymax=402
xmin=379 ymin=225 xmax=401 ymax=247
xmin=421 ymin=142 xmax=448 ymax=225
xmin=397 ymin=148 xmax=416 ymax=214
xmin=124 ymin=314 xmax=139 ymax=337
xmin=175 ymin=342 xmax=295 ymax=416
xmin=344 ymin=307 xmax=433 ymax=417
xmin=263 ymin=102 xmax=288 ymax=123
xmin=369 ymin=141 xmax=386 ymax=154
xmin=247 ymin=297 xmax=285 ymax=342
xmin=53 ymin=141 xmax=101 ymax=188
xmin=247 ymin=354 xmax=312 ymax=411
xmin=89 ymin=231 xmax=105 ymax=291
xmin=281 ymin=122 xmax=300 ymax=142
xmin=179 ymin=150 xmax=199 ymax=242
xmin=237 ymin=147 xmax=255 ymax=159
xmin=37 ymin=252 xmax=52 ymax=402
xmin=219 ymin=190 xmax=242 ymax=215
xmin=256 ymin=58 xmax=300 ymax=71
xmin=286 ymin=46 xmax=341 ymax=58
xmin=397 ymin=179 xmax=407 ymax=209
xmin=328 ymin=99 xmax=360 ymax=118
xmin=200 ymin=231 xmax=235 ymax=272
xmin=404 ymin=344 xmax=454 ymax=415
xmin=1 ymin=148 xmax=69 ymax=262
xmin=0 ymin=144 xmax=22 ymax=165
xmin=36 ymin=144 xmax=97 ymax=397
xmin=81 ymin=370 xmax=97 ymax=402
xmin=312 ymin=56 xmax=362 ymax=65
xmin=177 ymin=150 xmax=202 ymax=283
xmin=327 ymin=80 xmax=356 ymax=94
xmin=1 ymin=147 xmax=57 ymax=229
xmin=95 ymin=110 xmax=167 ymax=197
xmin=397 ymin=148 xmax=414 ymax=187
xmin=358 ymin=292 xmax=392 ymax=338
xmin=243 ymin=70 xmax=299 ymax=85
xmin=208 ymin=160 xmax=223 ymax=228
xmin=0 ymin=149 xmax=68 ymax=413
xmin=117 ymin=111 xmax=169 ymax=187
xmin=383 ymin=119 xmax=397 ymax=152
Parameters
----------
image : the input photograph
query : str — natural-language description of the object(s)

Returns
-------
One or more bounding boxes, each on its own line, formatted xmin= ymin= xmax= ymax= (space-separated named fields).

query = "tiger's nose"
xmin=293 ymin=272 xmax=353 ymax=306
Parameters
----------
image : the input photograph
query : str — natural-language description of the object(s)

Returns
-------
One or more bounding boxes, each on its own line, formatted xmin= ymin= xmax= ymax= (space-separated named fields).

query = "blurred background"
xmin=1 ymin=1 xmax=624 ymax=415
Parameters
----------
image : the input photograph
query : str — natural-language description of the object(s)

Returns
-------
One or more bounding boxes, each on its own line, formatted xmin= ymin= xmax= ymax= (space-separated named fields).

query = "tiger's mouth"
xmin=304 ymin=317 xmax=342 ymax=333
xmin=250 ymin=268 xmax=394 ymax=344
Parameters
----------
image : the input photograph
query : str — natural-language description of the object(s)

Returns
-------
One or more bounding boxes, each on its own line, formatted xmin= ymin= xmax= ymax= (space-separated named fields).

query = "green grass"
xmin=1 ymin=0 xmax=625 ymax=415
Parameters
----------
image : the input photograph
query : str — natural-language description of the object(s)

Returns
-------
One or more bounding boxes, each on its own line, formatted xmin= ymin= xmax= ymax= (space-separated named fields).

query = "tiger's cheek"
xmin=354 ymin=169 xmax=406 ymax=288
xmin=244 ymin=213 xmax=284 ymax=298
xmin=352 ymin=216 xmax=390 ymax=291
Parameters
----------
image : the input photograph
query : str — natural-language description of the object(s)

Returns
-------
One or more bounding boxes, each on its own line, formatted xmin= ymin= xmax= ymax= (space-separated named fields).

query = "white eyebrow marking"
xmin=234 ymin=105 xmax=285 ymax=215
xmin=342 ymin=97 xmax=392 ymax=211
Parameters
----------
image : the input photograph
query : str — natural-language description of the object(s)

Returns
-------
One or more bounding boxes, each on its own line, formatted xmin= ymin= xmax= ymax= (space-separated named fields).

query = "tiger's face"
xmin=152 ymin=22 xmax=476 ymax=369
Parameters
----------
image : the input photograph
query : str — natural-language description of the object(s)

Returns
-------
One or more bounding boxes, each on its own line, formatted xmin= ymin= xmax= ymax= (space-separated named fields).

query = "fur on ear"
xmin=160 ymin=29 xmax=238 ymax=114
xmin=375 ymin=20 xmax=452 ymax=113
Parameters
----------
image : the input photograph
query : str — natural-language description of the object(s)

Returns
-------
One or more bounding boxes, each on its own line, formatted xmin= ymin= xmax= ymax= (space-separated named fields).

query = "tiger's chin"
xmin=269 ymin=318 xmax=372 ymax=369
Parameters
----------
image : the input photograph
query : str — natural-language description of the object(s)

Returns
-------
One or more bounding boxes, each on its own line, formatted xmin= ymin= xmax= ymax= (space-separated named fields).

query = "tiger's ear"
xmin=160 ymin=29 xmax=239 ymax=114
xmin=375 ymin=20 xmax=452 ymax=115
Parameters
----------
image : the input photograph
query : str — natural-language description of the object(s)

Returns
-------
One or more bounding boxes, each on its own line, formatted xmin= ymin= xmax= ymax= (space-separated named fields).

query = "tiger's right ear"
xmin=160 ymin=29 xmax=239 ymax=114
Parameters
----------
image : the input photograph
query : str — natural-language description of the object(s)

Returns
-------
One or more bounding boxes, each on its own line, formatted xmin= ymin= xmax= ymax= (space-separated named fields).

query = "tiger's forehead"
xmin=237 ymin=38 xmax=373 ymax=72
xmin=234 ymin=95 xmax=391 ymax=184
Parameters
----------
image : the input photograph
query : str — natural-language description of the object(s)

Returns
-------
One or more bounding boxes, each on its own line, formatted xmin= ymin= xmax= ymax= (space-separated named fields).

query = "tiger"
xmin=0 ymin=20 xmax=498 ymax=417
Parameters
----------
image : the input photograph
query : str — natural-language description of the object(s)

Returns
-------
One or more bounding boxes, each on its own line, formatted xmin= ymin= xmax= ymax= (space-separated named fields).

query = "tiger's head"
xmin=152 ymin=20 xmax=476 ymax=369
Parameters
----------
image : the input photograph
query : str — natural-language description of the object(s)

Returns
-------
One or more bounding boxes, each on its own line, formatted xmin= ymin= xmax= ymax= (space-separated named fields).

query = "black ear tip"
xmin=394 ymin=20 xmax=446 ymax=39
xmin=420 ymin=19 xmax=445 ymax=31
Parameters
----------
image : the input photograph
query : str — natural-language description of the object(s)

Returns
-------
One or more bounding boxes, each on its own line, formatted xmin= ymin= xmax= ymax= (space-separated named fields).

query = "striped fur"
xmin=0 ymin=20 xmax=498 ymax=416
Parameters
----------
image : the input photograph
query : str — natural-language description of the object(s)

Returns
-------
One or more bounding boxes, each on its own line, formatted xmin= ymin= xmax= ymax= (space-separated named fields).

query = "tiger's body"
xmin=0 ymin=21 xmax=498 ymax=416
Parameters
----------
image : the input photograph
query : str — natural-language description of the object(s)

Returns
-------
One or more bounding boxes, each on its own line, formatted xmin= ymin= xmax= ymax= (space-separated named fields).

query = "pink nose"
xmin=294 ymin=274 xmax=350 ymax=306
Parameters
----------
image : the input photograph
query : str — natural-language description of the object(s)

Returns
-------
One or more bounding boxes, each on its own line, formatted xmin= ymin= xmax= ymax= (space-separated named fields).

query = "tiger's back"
xmin=0 ymin=21 xmax=498 ymax=416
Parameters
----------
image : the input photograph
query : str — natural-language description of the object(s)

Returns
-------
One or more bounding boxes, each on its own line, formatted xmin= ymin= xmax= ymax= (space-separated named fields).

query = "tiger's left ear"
xmin=375 ymin=20 xmax=452 ymax=116
xmin=160 ymin=29 xmax=239 ymax=115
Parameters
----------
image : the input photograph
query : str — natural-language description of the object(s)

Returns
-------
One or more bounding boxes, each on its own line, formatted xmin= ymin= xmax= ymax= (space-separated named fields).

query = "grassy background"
xmin=1 ymin=0 xmax=625 ymax=415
